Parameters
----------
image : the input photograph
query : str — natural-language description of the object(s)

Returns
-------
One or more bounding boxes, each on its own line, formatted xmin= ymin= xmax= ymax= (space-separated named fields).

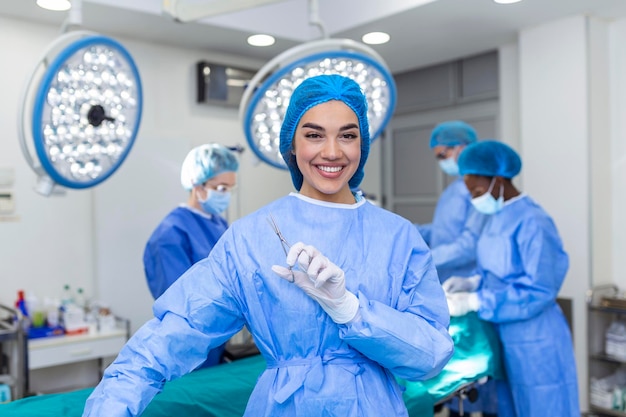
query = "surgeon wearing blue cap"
xmin=416 ymin=120 xmax=487 ymax=283
xmin=143 ymin=143 xmax=239 ymax=300
xmin=421 ymin=122 xmax=496 ymax=417
xmin=445 ymin=140 xmax=580 ymax=417
xmin=83 ymin=74 xmax=453 ymax=417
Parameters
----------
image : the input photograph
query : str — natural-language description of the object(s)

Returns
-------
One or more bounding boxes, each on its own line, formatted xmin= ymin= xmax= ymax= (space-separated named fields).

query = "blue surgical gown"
xmin=143 ymin=206 xmax=228 ymax=299
xmin=143 ymin=205 xmax=228 ymax=367
xmin=416 ymin=178 xmax=486 ymax=282
xmin=83 ymin=193 xmax=454 ymax=417
xmin=475 ymin=195 xmax=579 ymax=417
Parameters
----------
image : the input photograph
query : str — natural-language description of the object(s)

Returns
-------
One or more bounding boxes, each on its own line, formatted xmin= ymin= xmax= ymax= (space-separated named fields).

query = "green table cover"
xmin=0 ymin=313 xmax=502 ymax=417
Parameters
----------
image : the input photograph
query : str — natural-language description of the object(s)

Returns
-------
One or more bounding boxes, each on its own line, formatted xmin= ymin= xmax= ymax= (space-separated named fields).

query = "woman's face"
xmin=292 ymin=100 xmax=361 ymax=204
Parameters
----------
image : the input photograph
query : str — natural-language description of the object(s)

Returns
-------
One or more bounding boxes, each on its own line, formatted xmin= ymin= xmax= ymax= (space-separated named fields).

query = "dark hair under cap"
xmin=458 ymin=140 xmax=522 ymax=179
xmin=279 ymin=74 xmax=370 ymax=191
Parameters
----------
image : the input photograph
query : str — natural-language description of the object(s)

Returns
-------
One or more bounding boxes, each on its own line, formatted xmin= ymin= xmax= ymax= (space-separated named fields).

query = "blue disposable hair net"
xmin=180 ymin=143 xmax=239 ymax=190
xmin=430 ymin=120 xmax=477 ymax=148
xmin=279 ymin=74 xmax=370 ymax=191
xmin=458 ymin=140 xmax=522 ymax=179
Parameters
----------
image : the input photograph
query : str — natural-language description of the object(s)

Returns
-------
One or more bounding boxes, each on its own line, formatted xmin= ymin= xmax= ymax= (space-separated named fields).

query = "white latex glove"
xmin=446 ymin=292 xmax=480 ymax=317
xmin=442 ymin=274 xmax=481 ymax=294
xmin=272 ymin=242 xmax=359 ymax=324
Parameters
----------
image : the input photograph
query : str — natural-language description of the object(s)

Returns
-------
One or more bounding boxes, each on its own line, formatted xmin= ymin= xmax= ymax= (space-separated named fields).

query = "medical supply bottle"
xmin=15 ymin=290 xmax=29 ymax=318
xmin=75 ymin=287 xmax=86 ymax=311
xmin=61 ymin=284 xmax=74 ymax=307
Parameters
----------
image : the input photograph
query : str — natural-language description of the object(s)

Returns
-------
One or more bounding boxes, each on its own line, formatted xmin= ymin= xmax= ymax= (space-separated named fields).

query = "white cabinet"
xmin=28 ymin=328 xmax=127 ymax=370
xmin=27 ymin=317 xmax=129 ymax=394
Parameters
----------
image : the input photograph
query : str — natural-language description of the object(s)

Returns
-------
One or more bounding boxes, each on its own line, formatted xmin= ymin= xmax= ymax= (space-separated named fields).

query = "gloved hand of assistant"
xmin=446 ymin=292 xmax=480 ymax=317
xmin=442 ymin=274 xmax=481 ymax=294
xmin=272 ymin=242 xmax=359 ymax=324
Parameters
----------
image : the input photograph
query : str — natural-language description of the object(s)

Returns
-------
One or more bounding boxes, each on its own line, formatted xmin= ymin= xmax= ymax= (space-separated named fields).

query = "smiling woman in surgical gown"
xmin=82 ymin=74 xmax=454 ymax=417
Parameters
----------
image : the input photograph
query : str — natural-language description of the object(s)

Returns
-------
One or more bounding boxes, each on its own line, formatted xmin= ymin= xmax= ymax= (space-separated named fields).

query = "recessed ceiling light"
xmin=247 ymin=34 xmax=275 ymax=47
xmin=493 ymin=0 xmax=523 ymax=4
xmin=362 ymin=32 xmax=390 ymax=45
xmin=36 ymin=0 xmax=71 ymax=11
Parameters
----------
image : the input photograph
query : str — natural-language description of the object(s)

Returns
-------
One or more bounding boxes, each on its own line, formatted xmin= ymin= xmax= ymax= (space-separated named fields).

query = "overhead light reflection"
xmin=36 ymin=0 xmax=71 ymax=11
xmin=362 ymin=32 xmax=390 ymax=45
xmin=247 ymin=34 xmax=276 ymax=47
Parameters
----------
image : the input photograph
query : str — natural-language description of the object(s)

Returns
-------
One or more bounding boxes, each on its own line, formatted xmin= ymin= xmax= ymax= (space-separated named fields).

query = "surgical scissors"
xmin=267 ymin=212 xmax=295 ymax=283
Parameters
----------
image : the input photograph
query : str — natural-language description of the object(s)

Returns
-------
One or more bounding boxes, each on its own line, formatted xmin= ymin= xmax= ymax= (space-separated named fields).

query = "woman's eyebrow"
xmin=300 ymin=122 xmax=359 ymax=131
xmin=301 ymin=122 xmax=324 ymax=130
xmin=340 ymin=123 xmax=359 ymax=131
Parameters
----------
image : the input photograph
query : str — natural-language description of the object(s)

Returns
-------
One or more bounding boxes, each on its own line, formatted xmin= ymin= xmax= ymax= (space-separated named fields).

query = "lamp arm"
xmin=308 ymin=0 xmax=327 ymax=40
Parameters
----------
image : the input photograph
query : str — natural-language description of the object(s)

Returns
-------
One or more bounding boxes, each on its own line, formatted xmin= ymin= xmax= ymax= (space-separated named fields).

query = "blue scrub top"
xmin=84 ymin=194 xmax=454 ymax=417
xmin=143 ymin=206 xmax=228 ymax=299
xmin=417 ymin=177 xmax=487 ymax=281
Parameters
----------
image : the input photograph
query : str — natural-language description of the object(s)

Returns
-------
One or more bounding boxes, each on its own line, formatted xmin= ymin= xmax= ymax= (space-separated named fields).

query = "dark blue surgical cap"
xmin=279 ymin=74 xmax=370 ymax=191
xmin=430 ymin=120 xmax=477 ymax=148
xmin=180 ymin=143 xmax=239 ymax=190
xmin=458 ymin=140 xmax=522 ymax=179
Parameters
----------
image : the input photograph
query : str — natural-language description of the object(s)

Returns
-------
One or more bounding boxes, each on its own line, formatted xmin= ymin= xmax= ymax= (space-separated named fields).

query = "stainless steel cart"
xmin=0 ymin=304 xmax=27 ymax=400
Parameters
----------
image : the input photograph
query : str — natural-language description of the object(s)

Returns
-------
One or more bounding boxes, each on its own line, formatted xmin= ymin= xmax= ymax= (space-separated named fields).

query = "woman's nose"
xmin=321 ymin=138 xmax=340 ymax=159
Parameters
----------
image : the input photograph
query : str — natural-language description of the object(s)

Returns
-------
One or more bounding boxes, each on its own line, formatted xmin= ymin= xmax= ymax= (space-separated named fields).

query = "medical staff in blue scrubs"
xmin=445 ymin=140 xmax=580 ymax=417
xmin=83 ymin=74 xmax=454 ymax=417
xmin=415 ymin=120 xmax=487 ymax=283
xmin=421 ymin=123 xmax=495 ymax=417
xmin=143 ymin=143 xmax=239 ymax=300
xmin=143 ymin=143 xmax=239 ymax=368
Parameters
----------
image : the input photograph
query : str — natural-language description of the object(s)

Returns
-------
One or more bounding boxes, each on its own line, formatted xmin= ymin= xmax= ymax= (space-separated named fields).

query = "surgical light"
xmin=240 ymin=38 xmax=396 ymax=169
xmin=18 ymin=31 xmax=143 ymax=196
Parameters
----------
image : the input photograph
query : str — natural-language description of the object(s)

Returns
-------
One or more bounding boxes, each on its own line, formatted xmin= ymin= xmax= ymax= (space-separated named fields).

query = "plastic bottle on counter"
xmin=75 ymin=287 xmax=86 ymax=311
xmin=15 ymin=290 xmax=29 ymax=318
xmin=61 ymin=284 xmax=74 ymax=307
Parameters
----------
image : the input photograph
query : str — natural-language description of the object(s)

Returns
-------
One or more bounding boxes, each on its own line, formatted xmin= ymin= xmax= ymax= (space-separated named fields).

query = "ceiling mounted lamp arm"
xmin=59 ymin=0 xmax=83 ymax=34
xmin=308 ymin=0 xmax=327 ymax=39
xmin=162 ymin=0 xmax=290 ymax=22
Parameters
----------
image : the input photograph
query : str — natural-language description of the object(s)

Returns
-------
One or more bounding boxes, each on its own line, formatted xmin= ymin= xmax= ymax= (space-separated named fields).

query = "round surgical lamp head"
xmin=240 ymin=38 xmax=396 ymax=169
xmin=18 ymin=31 xmax=143 ymax=195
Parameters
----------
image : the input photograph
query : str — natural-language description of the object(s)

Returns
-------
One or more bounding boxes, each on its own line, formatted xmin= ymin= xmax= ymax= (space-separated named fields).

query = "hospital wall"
xmin=1 ymin=10 xmax=625 ymax=410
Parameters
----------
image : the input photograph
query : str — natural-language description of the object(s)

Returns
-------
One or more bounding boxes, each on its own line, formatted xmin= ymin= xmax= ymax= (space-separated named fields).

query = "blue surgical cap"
xmin=180 ymin=143 xmax=239 ymax=190
xmin=279 ymin=74 xmax=370 ymax=191
xmin=430 ymin=120 xmax=477 ymax=148
xmin=458 ymin=140 xmax=522 ymax=179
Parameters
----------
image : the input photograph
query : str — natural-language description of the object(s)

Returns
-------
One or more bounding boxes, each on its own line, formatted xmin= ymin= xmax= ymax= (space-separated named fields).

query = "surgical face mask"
xmin=471 ymin=177 xmax=503 ymax=215
xmin=199 ymin=188 xmax=231 ymax=215
xmin=438 ymin=157 xmax=459 ymax=176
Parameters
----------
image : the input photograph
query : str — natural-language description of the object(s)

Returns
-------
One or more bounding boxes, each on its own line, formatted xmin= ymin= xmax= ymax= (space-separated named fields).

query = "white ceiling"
xmin=2 ymin=0 xmax=626 ymax=73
